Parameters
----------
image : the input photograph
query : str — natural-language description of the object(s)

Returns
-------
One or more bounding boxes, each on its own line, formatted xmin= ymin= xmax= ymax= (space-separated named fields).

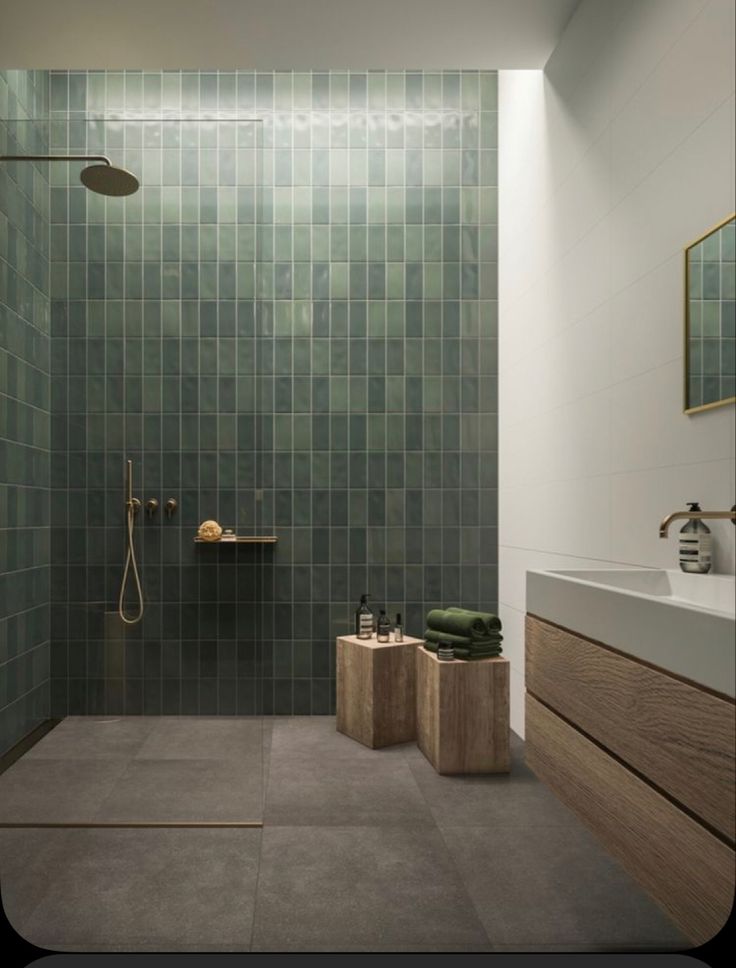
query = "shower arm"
xmin=0 ymin=154 xmax=112 ymax=166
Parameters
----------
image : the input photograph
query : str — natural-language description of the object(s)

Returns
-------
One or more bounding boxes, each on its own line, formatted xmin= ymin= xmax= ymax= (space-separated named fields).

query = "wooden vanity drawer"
xmin=526 ymin=694 xmax=734 ymax=945
xmin=526 ymin=615 xmax=735 ymax=841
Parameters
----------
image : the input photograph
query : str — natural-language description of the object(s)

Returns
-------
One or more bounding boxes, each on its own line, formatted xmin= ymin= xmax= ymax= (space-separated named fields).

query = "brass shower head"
xmin=0 ymin=154 xmax=139 ymax=196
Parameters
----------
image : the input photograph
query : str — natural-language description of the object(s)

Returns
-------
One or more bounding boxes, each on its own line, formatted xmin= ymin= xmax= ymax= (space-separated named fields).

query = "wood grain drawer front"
xmin=526 ymin=615 xmax=735 ymax=841
xmin=526 ymin=695 xmax=734 ymax=946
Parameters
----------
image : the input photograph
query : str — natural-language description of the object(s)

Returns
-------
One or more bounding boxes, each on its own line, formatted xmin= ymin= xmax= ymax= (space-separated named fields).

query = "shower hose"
xmin=118 ymin=500 xmax=144 ymax=624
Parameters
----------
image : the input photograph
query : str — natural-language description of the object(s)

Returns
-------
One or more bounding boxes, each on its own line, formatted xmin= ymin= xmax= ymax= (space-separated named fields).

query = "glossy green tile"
xmin=36 ymin=69 xmax=497 ymax=719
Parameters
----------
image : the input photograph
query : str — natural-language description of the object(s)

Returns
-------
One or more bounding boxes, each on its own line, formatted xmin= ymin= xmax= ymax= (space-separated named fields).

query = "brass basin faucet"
xmin=659 ymin=505 xmax=736 ymax=538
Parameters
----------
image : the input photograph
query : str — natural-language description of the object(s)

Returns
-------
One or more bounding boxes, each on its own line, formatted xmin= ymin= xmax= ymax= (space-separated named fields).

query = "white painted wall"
xmin=0 ymin=0 xmax=579 ymax=70
xmin=499 ymin=0 xmax=736 ymax=736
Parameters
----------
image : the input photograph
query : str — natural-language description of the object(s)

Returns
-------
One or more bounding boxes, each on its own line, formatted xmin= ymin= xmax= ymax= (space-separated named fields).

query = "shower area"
xmin=0 ymin=69 xmax=498 ymax=825
xmin=44 ymin=106 xmax=269 ymax=723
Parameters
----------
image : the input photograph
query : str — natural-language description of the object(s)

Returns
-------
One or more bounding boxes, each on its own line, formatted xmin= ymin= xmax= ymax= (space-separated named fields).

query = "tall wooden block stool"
xmin=416 ymin=646 xmax=511 ymax=774
xmin=336 ymin=634 xmax=424 ymax=748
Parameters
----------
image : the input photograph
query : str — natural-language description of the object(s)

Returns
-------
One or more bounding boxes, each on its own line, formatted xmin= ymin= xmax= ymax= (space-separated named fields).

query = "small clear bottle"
xmin=393 ymin=613 xmax=403 ymax=642
xmin=376 ymin=609 xmax=391 ymax=643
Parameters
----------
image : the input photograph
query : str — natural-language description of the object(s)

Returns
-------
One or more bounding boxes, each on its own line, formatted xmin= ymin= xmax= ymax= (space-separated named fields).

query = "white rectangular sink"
xmin=546 ymin=569 xmax=735 ymax=616
xmin=527 ymin=568 xmax=735 ymax=697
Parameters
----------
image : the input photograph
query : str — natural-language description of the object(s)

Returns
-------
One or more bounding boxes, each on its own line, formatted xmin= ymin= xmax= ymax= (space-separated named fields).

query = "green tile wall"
xmin=0 ymin=71 xmax=51 ymax=753
xmin=47 ymin=70 xmax=498 ymax=715
xmin=687 ymin=216 xmax=736 ymax=409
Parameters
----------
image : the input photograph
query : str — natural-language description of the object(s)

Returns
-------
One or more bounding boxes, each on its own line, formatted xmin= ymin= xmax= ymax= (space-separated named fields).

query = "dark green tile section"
xmin=0 ymin=71 xmax=51 ymax=753
xmin=687 ymin=217 xmax=736 ymax=408
xmin=47 ymin=71 xmax=498 ymax=715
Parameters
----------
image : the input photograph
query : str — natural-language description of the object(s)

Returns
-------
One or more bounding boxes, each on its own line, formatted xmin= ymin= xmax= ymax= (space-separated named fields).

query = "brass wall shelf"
xmin=193 ymin=535 xmax=278 ymax=544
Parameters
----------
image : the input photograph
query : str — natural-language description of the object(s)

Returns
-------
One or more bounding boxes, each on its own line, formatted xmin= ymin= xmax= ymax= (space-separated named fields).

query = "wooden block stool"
xmin=416 ymin=645 xmax=511 ymax=774
xmin=336 ymin=634 xmax=424 ymax=748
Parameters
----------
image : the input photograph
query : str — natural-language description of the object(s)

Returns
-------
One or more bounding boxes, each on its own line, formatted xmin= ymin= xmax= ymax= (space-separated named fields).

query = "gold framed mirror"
xmin=684 ymin=213 xmax=735 ymax=414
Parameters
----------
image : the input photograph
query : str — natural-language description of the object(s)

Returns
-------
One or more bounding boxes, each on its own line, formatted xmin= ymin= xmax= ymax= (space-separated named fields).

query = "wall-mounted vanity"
xmin=524 ymin=567 xmax=735 ymax=946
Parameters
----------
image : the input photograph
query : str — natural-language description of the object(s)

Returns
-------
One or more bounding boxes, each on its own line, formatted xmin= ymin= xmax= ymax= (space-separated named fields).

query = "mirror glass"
xmin=685 ymin=214 xmax=735 ymax=413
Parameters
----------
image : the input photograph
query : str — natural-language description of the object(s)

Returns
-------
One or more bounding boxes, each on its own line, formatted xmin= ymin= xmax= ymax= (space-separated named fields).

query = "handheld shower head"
xmin=119 ymin=459 xmax=144 ymax=625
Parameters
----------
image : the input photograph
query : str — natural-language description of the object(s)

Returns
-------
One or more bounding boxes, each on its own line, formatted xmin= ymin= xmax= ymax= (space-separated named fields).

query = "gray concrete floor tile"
xmin=406 ymin=746 xmax=579 ymax=826
xmin=0 ymin=828 xmax=73 ymax=934
xmin=251 ymin=825 xmax=489 ymax=949
xmin=135 ymin=716 xmax=266 ymax=760
xmin=24 ymin=717 xmax=155 ymax=760
xmin=0 ymin=716 xmax=693 ymax=952
xmin=1 ymin=718 xmax=268 ymax=825
xmin=13 ymin=828 xmax=260 ymax=949
xmin=270 ymin=715 xmax=406 ymax=760
xmin=94 ymin=758 xmax=264 ymax=823
xmin=264 ymin=751 xmax=433 ymax=826
xmin=440 ymin=825 xmax=686 ymax=948
xmin=0 ymin=759 xmax=129 ymax=824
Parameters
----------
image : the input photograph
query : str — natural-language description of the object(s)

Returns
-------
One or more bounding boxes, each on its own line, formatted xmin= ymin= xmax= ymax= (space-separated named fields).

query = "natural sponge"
xmin=197 ymin=519 xmax=223 ymax=542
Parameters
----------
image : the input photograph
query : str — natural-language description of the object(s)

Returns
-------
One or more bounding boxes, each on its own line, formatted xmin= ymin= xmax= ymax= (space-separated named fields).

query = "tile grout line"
xmin=432 ymin=821 xmax=497 ymax=947
xmin=247 ymin=827 xmax=265 ymax=953
xmin=246 ymin=722 xmax=274 ymax=951
xmin=397 ymin=742 xmax=494 ymax=945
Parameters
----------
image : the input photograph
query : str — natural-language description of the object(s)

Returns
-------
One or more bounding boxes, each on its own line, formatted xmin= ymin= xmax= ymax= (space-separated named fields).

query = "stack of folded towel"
xmin=423 ymin=606 xmax=503 ymax=660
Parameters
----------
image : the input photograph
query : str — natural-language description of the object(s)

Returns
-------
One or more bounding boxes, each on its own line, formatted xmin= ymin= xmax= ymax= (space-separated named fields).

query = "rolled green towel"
xmin=426 ymin=608 xmax=489 ymax=640
xmin=452 ymin=646 xmax=503 ymax=659
xmin=424 ymin=629 xmax=471 ymax=647
xmin=446 ymin=607 xmax=502 ymax=634
xmin=460 ymin=645 xmax=503 ymax=654
xmin=423 ymin=628 xmax=502 ymax=648
xmin=421 ymin=641 xmax=502 ymax=660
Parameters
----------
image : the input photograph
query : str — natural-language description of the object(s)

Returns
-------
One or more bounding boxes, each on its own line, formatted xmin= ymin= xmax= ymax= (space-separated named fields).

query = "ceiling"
xmin=0 ymin=0 xmax=581 ymax=70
